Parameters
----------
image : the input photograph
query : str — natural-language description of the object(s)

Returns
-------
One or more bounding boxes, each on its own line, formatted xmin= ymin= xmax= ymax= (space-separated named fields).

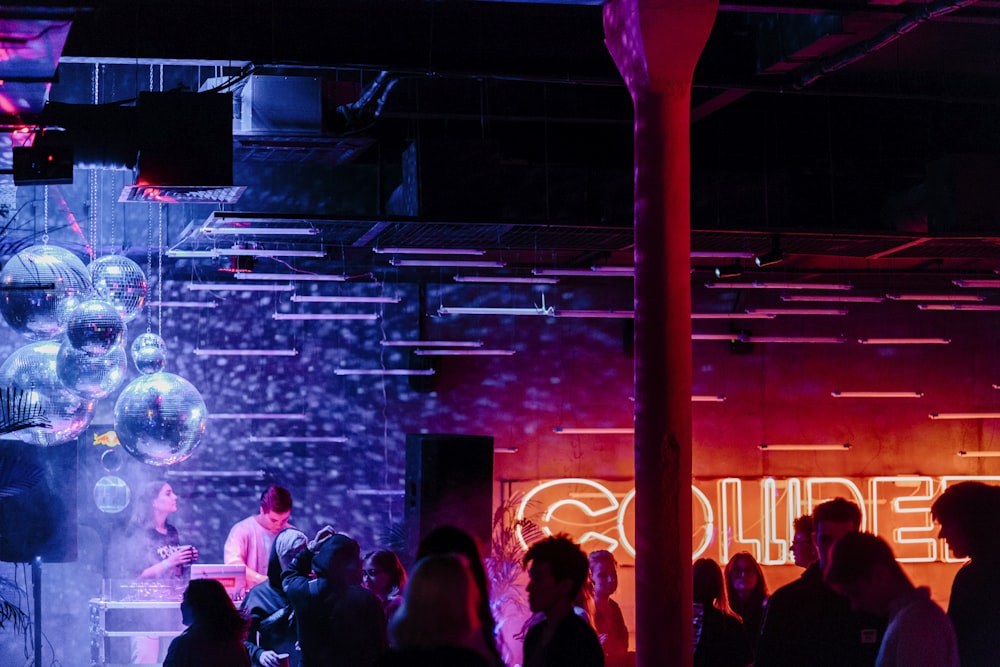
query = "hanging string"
xmin=88 ymin=62 xmax=100 ymax=259
xmin=109 ymin=172 xmax=116 ymax=252
xmin=42 ymin=185 xmax=49 ymax=245
xmin=146 ymin=204 xmax=153 ymax=334
xmin=157 ymin=203 xmax=163 ymax=335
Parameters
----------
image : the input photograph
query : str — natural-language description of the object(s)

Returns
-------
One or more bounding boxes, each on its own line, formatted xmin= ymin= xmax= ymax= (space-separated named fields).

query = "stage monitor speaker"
xmin=0 ymin=440 xmax=78 ymax=563
xmin=405 ymin=433 xmax=493 ymax=558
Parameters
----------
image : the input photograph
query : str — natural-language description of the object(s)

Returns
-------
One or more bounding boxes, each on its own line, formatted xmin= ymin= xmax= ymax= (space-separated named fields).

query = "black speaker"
xmin=405 ymin=434 xmax=493 ymax=558
xmin=0 ymin=440 xmax=78 ymax=563
xmin=13 ymin=144 xmax=74 ymax=185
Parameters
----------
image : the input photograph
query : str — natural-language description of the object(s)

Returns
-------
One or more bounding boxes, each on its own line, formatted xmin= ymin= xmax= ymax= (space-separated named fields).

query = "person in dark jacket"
xmin=163 ymin=578 xmax=251 ymax=667
xmin=242 ymin=528 xmax=307 ymax=667
xmin=282 ymin=527 xmax=387 ymax=667
xmin=693 ymin=558 xmax=752 ymax=667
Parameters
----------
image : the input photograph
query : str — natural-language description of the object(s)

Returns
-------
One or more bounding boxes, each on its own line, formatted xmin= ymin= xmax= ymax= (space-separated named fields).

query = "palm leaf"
xmin=0 ymin=386 xmax=49 ymax=435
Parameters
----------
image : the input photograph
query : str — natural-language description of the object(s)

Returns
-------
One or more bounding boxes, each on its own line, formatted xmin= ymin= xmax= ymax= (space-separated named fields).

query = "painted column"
xmin=603 ymin=1 xmax=717 ymax=665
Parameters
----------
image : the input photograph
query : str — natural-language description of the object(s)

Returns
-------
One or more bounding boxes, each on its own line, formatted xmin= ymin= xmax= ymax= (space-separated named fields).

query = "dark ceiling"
xmin=0 ymin=0 xmax=997 ymax=287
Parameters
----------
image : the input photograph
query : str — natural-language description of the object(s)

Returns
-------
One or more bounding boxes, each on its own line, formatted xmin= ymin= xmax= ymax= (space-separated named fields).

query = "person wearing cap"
xmin=281 ymin=526 xmax=387 ymax=667
xmin=243 ymin=528 xmax=308 ymax=667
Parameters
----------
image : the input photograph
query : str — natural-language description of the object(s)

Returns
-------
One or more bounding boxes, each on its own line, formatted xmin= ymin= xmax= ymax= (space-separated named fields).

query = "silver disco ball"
xmin=57 ymin=340 xmax=128 ymax=399
xmin=114 ymin=372 xmax=207 ymax=466
xmin=89 ymin=256 xmax=147 ymax=324
xmin=66 ymin=299 xmax=126 ymax=355
xmin=0 ymin=245 xmax=93 ymax=341
xmin=130 ymin=333 xmax=167 ymax=375
xmin=93 ymin=475 xmax=131 ymax=513
xmin=0 ymin=340 xmax=97 ymax=446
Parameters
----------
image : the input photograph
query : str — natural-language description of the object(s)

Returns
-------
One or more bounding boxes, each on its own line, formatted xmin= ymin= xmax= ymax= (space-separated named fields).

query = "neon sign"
xmin=510 ymin=475 xmax=1000 ymax=566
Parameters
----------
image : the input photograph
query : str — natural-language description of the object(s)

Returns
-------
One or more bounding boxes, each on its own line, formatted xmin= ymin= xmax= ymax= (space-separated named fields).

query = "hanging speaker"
xmin=404 ymin=433 xmax=493 ymax=558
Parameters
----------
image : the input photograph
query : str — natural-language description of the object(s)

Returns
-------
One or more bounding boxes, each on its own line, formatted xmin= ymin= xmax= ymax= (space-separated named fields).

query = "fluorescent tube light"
xmin=953 ymin=279 xmax=1000 ymax=288
xmin=692 ymin=395 xmax=726 ymax=402
xmin=413 ymin=349 xmax=516 ymax=356
xmin=692 ymin=334 xmax=741 ymax=341
xmin=745 ymin=308 xmax=848 ymax=316
xmin=887 ymin=293 xmax=984 ymax=301
xmin=918 ymin=304 xmax=1000 ymax=311
xmin=273 ymin=313 xmax=379 ymax=321
xmin=380 ymin=340 xmax=483 ymax=348
xmin=193 ymin=349 xmax=299 ymax=357
xmin=165 ymin=470 xmax=265 ymax=479
xmin=290 ymin=295 xmax=400 ymax=304
xmin=691 ymin=313 xmax=776 ymax=320
xmin=202 ymin=227 xmax=319 ymax=236
xmin=348 ymin=489 xmax=406 ymax=496
xmin=930 ymin=413 xmax=1000 ymax=420
xmin=333 ymin=369 xmax=436 ymax=376
xmin=236 ymin=273 xmax=347 ymax=282
xmin=453 ymin=275 xmax=559 ymax=284
xmin=781 ymin=295 xmax=884 ymax=303
xmin=494 ymin=447 xmax=519 ymax=454
xmin=553 ymin=427 xmax=634 ymax=434
xmin=858 ymin=338 xmax=951 ymax=344
xmin=706 ymin=282 xmax=853 ymax=290
xmin=957 ymin=451 xmax=1000 ymax=457
xmin=145 ymin=301 xmax=218 ymax=309
xmin=832 ymin=391 xmax=924 ymax=398
xmin=188 ymin=283 xmax=294 ymax=292
xmin=374 ymin=247 xmax=485 ymax=255
xmin=390 ymin=258 xmax=506 ymax=268
xmin=554 ymin=310 xmax=634 ymax=319
xmin=532 ymin=268 xmax=633 ymax=277
xmin=208 ymin=413 xmax=307 ymax=420
xmin=437 ymin=306 xmax=554 ymax=316
xmin=690 ymin=251 xmax=755 ymax=259
xmin=217 ymin=248 xmax=326 ymax=258
xmin=166 ymin=250 xmax=218 ymax=258
xmin=248 ymin=436 xmax=348 ymax=443
xmin=741 ymin=336 xmax=847 ymax=343
xmin=759 ymin=444 xmax=851 ymax=451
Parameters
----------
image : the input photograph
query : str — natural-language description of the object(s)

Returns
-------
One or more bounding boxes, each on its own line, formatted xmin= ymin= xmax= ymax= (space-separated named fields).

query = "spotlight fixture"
xmin=755 ymin=236 xmax=784 ymax=268
xmin=715 ymin=261 xmax=743 ymax=279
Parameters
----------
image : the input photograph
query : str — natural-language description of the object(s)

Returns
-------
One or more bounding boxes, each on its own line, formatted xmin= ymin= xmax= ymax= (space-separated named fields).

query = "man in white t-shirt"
xmin=224 ymin=485 xmax=293 ymax=587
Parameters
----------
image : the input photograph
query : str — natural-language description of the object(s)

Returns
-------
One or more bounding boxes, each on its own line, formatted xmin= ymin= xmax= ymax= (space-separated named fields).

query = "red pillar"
xmin=603 ymin=1 xmax=717 ymax=666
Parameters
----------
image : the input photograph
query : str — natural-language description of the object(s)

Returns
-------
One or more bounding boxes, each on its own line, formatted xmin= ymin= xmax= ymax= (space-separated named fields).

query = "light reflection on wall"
xmin=509 ymin=475 xmax=1000 ymax=566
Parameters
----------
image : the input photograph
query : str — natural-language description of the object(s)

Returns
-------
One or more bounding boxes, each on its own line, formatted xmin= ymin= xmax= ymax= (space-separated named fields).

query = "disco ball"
xmin=0 ymin=245 xmax=92 ymax=341
xmin=0 ymin=340 xmax=97 ymax=446
xmin=66 ymin=300 xmax=126 ymax=355
xmin=93 ymin=475 xmax=130 ymax=513
xmin=114 ymin=372 xmax=207 ymax=466
xmin=57 ymin=340 xmax=128 ymax=399
xmin=90 ymin=256 xmax=147 ymax=324
xmin=130 ymin=333 xmax=167 ymax=375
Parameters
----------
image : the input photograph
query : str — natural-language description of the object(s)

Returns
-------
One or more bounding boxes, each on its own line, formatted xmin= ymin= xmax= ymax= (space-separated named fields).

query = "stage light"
xmin=755 ymin=236 xmax=784 ymax=268
xmin=715 ymin=260 xmax=743 ymax=279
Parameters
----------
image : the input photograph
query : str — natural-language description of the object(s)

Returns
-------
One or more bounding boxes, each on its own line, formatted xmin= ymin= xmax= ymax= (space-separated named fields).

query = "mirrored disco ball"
xmin=114 ymin=372 xmax=207 ymax=466
xmin=0 ymin=245 xmax=92 ymax=341
xmin=93 ymin=475 xmax=130 ymax=513
xmin=57 ymin=340 xmax=128 ymax=399
xmin=90 ymin=256 xmax=147 ymax=324
xmin=66 ymin=299 xmax=126 ymax=355
xmin=0 ymin=340 xmax=97 ymax=446
xmin=130 ymin=332 xmax=167 ymax=374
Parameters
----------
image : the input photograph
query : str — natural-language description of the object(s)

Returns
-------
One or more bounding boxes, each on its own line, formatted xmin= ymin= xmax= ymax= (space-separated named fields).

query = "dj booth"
xmin=89 ymin=566 xmax=247 ymax=667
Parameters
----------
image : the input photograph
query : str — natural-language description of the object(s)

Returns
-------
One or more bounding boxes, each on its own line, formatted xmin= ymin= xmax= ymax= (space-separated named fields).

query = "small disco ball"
xmin=93 ymin=475 xmax=130 ymax=513
xmin=114 ymin=372 xmax=207 ymax=466
xmin=66 ymin=300 xmax=126 ymax=355
xmin=130 ymin=333 xmax=167 ymax=375
xmin=0 ymin=340 xmax=97 ymax=446
xmin=90 ymin=256 xmax=147 ymax=324
xmin=57 ymin=340 xmax=128 ymax=399
xmin=0 ymin=245 xmax=92 ymax=341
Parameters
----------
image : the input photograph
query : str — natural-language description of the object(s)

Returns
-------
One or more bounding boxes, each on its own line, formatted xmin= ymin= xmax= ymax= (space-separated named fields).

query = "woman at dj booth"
xmin=109 ymin=480 xmax=200 ymax=664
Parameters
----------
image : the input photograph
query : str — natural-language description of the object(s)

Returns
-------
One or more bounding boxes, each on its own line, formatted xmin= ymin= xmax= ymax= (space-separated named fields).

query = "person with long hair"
xmin=379 ymin=554 xmax=491 ymax=666
xmin=363 ymin=549 xmax=408 ymax=620
xmin=693 ymin=558 xmax=752 ymax=667
xmin=724 ymin=552 xmax=767 ymax=653
xmin=111 ymin=480 xmax=199 ymax=664
xmin=932 ymin=481 xmax=1000 ymax=666
xmin=588 ymin=550 xmax=629 ymax=667
xmin=164 ymin=578 xmax=251 ymax=667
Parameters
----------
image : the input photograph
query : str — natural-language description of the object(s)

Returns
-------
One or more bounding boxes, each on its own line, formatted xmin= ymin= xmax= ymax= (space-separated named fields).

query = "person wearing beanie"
xmin=281 ymin=526 xmax=387 ymax=667
xmin=242 ymin=528 xmax=308 ymax=667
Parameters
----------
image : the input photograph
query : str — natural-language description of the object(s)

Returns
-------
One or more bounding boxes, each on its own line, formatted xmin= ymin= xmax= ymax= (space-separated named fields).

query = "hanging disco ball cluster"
xmin=0 ymin=246 xmax=208 ymax=511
